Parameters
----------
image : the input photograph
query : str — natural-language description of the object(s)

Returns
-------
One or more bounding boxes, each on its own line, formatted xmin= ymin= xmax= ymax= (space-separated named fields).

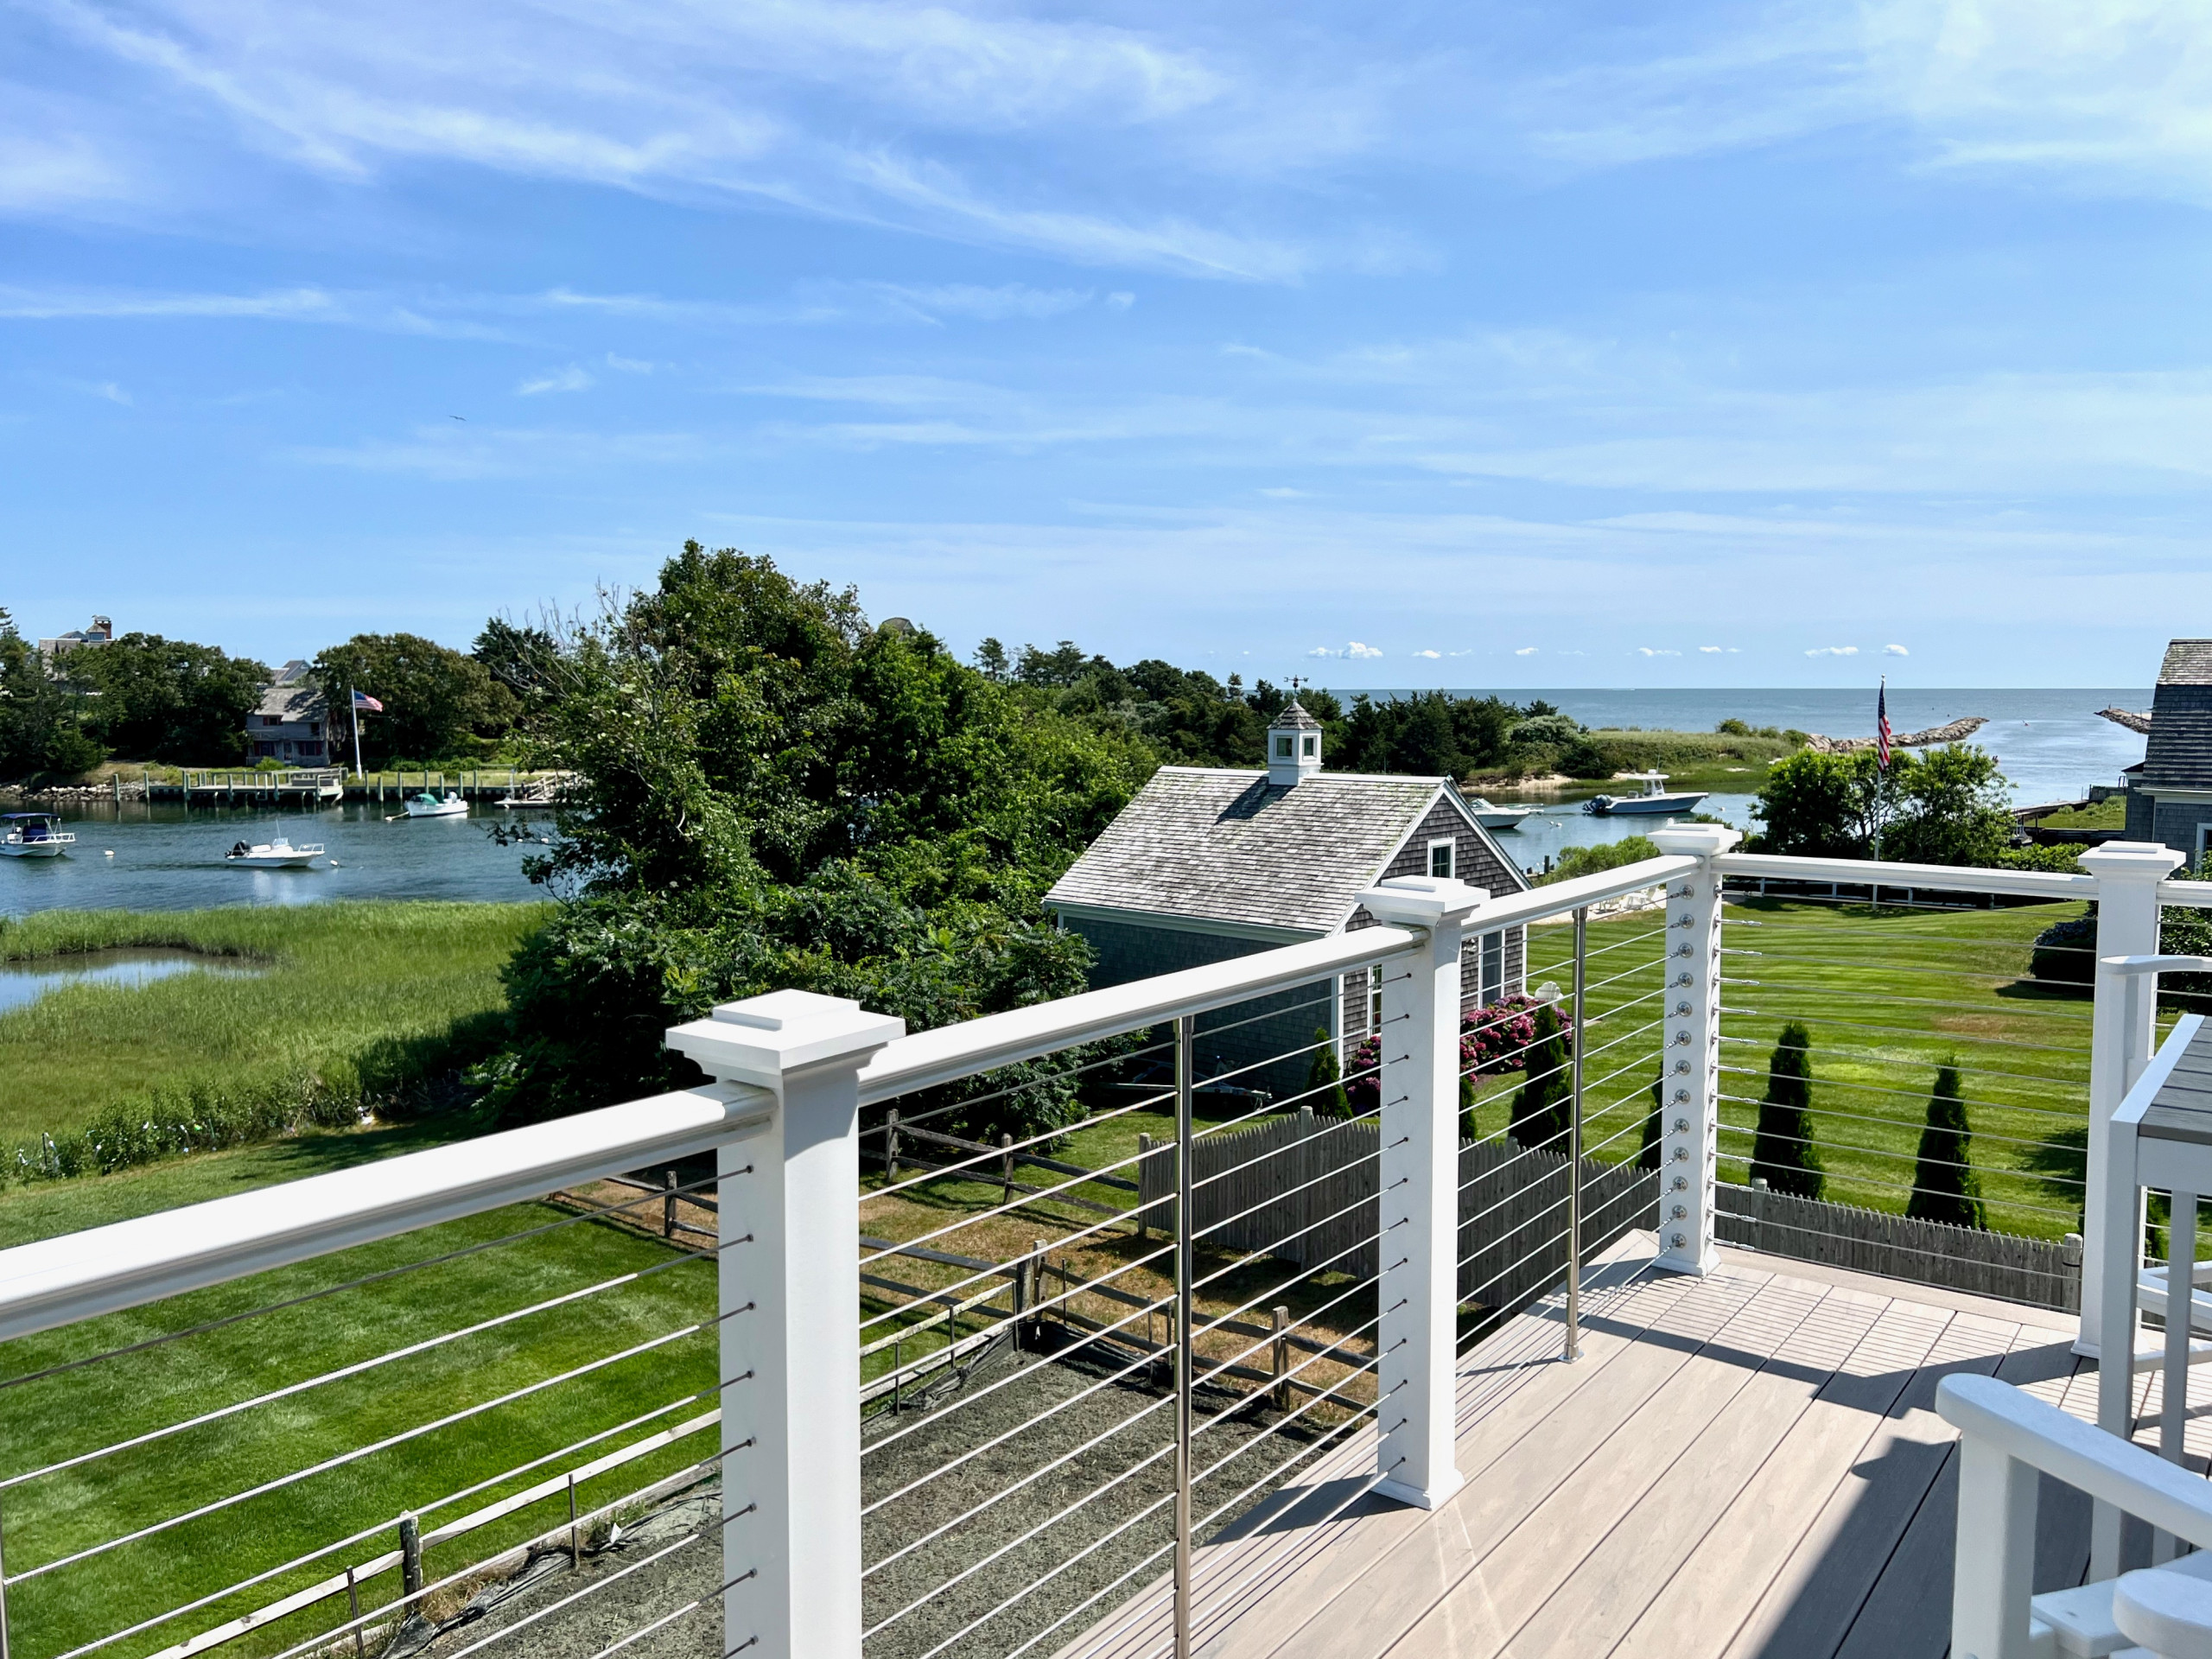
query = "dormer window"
xmin=1427 ymin=837 xmax=1454 ymax=879
xmin=1302 ymin=735 xmax=1317 ymax=757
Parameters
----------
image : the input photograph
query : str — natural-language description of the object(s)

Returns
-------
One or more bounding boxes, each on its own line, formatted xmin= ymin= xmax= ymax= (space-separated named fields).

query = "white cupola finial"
xmin=1267 ymin=695 xmax=1323 ymax=787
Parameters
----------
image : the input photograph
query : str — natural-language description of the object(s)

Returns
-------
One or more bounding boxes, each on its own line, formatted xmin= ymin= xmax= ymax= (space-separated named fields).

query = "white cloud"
xmin=1346 ymin=641 xmax=1383 ymax=659
xmin=1106 ymin=292 xmax=1136 ymax=310
xmin=1637 ymin=645 xmax=1681 ymax=657
xmin=1699 ymin=645 xmax=1723 ymax=653
xmin=85 ymin=379 xmax=131 ymax=404
xmin=856 ymin=282 xmax=1097 ymax=321
xmin=1413 ymin=648 xmax=1440 ymax=658
xmin=518 ymin=365 xmax=594 ymax=396
xmin=1306 ymin=645 xmax=1339 ymax=658
xmin=1806 ymin=645 xmax=1860 ymax=657
xmin=605 ymin=352 xmax=653 ymax=373
xmin=1514 ymin=646 xmax=1538 ymax=656
xmin=1884 ymin=642 xmax=1910 ymax=656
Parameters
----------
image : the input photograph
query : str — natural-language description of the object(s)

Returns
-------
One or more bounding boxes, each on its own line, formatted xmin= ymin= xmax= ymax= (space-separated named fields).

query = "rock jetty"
xmin=1802 ymin=716 xmax=1987 ymax=755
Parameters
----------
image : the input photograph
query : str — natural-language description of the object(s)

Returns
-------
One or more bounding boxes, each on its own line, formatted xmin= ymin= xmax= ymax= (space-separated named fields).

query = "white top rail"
xmin=855 ymin=854 xmax=1707 ymax=1106
xmin=0 ymin=1084 xmax=772 ymax=1345
xmin=1714 ymin=850 xmax=2097 ymax=901
xmin=856 ymin=926 xmax=1422 ymax=1104
xmin=1939 ymin=1372 xmax=2212 ymax=1550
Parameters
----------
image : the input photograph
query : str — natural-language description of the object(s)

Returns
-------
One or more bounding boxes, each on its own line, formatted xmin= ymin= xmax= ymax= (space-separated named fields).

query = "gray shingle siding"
xmin=1066 ymin=916 xmax=1336 ymax=1102
xmin=2142 ymin=683 xmax=2212 ymax=790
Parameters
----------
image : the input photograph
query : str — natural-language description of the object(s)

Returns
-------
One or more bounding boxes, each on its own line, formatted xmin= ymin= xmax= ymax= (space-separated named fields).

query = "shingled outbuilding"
xmin=1044 ymin=701 xmax=1533 ymax=1100
xmin=2124 ymin=639 xmax=2212 ymax=863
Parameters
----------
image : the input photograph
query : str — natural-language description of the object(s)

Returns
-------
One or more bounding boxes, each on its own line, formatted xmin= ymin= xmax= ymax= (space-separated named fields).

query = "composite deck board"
xmin=1496 ymin=1286 xmax=1892 ymax=1658
xmin=1605 ymin=1292 xmax=1955 ymax=1659
xmin=1829 ymin=1325 xmax=2091 ymax=1659
xmin=1051 ymin=1243 xmax=2099 ymax=1659
xmin=1385 ymin=1274 xmax=1838 ymax=1659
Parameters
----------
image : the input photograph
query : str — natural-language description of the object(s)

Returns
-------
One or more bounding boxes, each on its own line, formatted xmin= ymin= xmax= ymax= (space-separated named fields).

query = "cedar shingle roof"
xmin=1269 ymin=700 xmax=1324 ymax=731
xmin=1046 ymin=766 xmax=1502 ymax=935
xmin=2143 ymin=640 xmax=2212 ymax=787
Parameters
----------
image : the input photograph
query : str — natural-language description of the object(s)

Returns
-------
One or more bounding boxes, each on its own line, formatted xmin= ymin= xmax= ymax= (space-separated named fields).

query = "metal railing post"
xmin=1357 ymin=875 xmax=1486 ymax=1511
xmin=664 ymin=989 xmax=905 ymax=1659
xmin=2078 ymin=842 xmax=2183 ymax=1357
xmin=1567 ymin=906 xmax=1587 ymax=1362
xmin=0 ymin=1494 xmax=11 ymax=1659
xmin=1174 ymin=1013 xmax=1194 ymax=1659
xmin=1647 ymin=825 xmax=1741 ymax=1276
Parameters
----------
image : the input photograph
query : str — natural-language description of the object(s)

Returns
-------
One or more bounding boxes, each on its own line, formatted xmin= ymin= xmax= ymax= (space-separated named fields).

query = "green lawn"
xmin=0 ymin=902 xmax=548 ymax=1149
xmin=0 ymin=1132 xmax=715 ymax=1659
xmin=1517 ymin=896 xmax=2125 ymax=1238
xmin=2033 ymin=797 xmax=2126 ymax=830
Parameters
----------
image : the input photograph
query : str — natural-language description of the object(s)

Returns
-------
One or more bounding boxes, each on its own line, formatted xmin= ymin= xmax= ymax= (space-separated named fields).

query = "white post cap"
xmin=2081 ymin=840 xmax=2186 ymax=881
xmin=665 ymin=988 xmax=905 ymax=1088
xmin=1647 ymin=823 xmax=1742 ymax=857
xmin=1356 ymin=875 xmax=1489 ymax=926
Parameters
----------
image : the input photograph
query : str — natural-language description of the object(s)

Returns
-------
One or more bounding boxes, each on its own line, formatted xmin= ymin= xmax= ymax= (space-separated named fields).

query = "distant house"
xmin=38 ymin=615 xmax=111 ymax=660
xmin=245 ymin=661 xmax=331 ymax=766
xmin=2124 ymin=639 xmax=2212 ymax=864
xmin=1044 ymin=701 xmax=1534 ymax=1099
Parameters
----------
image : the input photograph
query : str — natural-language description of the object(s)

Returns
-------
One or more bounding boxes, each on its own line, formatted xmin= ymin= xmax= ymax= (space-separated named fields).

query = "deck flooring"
xmin=1052 ymin=1236 xmax=2143 ymax=1659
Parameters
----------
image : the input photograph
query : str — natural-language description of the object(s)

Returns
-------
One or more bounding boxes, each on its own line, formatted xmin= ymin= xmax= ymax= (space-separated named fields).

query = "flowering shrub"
xmin=1342 ymin=994 xmax=1570 ymax=1116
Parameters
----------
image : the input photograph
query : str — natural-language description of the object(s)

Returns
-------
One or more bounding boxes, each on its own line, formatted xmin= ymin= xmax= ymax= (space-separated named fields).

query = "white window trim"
xmin=1427 ymin=836 xmax=1455 ymax=880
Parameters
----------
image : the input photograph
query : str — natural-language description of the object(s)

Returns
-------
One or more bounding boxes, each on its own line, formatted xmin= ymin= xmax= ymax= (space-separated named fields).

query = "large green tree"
xmin=68 ymin=633 xmax=271 ymax=763
xmin=315 ymin=633 xmax=518 ymax=766
xmin=1752 ymin=744 xmax=2015 ymax=865
xmin=486 ymin=544 xmax=1156 ymax=1128
xmin=0 ymin=624 xmax=103 ymax=779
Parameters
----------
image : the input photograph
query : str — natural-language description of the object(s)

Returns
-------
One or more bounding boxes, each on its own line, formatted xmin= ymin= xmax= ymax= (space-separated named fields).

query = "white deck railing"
xmin=0 ymin=834 xmax=2205 ymax=1658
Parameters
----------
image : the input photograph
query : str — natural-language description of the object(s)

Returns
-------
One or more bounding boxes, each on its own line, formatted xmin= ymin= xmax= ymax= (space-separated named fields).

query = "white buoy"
xmin=105 ymin=849 xmax=115 ymax=857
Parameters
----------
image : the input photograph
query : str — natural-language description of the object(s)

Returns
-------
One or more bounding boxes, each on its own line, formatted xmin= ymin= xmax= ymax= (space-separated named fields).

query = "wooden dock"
xmin=144 ymin=769 xmax=569 ymax=808
xmin=1054 ymin=1236 xmax=2139 ymax=1659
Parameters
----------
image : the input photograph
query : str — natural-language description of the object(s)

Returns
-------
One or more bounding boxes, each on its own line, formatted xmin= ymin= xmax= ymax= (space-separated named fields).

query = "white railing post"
xmin=2078 ymin=842 xmax=2183 ymax=1357
xmin=1357 ymin=874 xmax=1486 ymax=1510
xmin=666 ymin=989 xmax=905 ymax=1659
xmin=1951 ymin=1434 xmax=2041 ymax=1659
xmin=1647 ymin=825 xmax=1741 ymax=1276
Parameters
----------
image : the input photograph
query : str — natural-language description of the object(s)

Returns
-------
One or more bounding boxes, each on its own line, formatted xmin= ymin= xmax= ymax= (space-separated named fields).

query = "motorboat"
xmin=404 ymin=791 xmax=469 ymax=819
xmin=1464 ymin=798 xmax=1536 ymax=830
xmin=0 ymin=813 xmax=73 ymax=858
xmin=1581 ymin=772 xmax=1709 ymax=817
xmin=223 ymin=836 xmax=324 ymax=869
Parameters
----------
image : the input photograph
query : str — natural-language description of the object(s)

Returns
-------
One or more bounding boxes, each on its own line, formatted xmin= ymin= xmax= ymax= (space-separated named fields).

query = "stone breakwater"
xmin=1802 ymin=716 xmax=1986 ymax=755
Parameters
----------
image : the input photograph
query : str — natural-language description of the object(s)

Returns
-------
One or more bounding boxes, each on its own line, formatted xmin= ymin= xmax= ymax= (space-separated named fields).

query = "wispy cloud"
xmin=1806 ymin=645 xmax=1860 ymax=657
xmin=1514 ymin=646 xmax=1538 ymax=656
xmin=1698 ymin=645 xmax=1723 ymax=653
xmin=1413 ymin=648 xmax=1440 ymax=658
xmin=518 ymin=364 xmax=594 ymax=396
xmin=1884 ymin=642 xmax=1909 ymax=656
xmin=1637 ymin=645 xmax=1681 ymax=657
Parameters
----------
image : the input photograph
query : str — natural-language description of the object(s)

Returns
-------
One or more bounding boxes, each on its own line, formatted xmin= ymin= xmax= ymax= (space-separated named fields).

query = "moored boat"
xmin=1582 ymin=771 xmax=1709 ymax=817
xmin=403 ymin=791 xmax=468 ymax=819
xmin=0 ymin=813 xmax=74 ymax=858
xmin=223 ymin=836 xmax=324 ymax=869
xmin=1464 ymin=798 xmax=1536 ymax=830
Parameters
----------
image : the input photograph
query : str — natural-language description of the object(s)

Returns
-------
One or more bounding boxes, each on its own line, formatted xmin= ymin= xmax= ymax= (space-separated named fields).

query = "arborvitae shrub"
xmin=1906 ymin=1062 xmax=1986 ymax=1229
xmin=1750 ymin=1020 xmax=1823 ymax=1199
xmin=1510 ymin=1001 xmax=1572 ymax=1152
xmin=1305 ymin=1027 xmax=1351 ymax=1119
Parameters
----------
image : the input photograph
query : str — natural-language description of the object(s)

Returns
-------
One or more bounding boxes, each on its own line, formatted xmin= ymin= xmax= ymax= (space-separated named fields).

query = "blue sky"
xmin=4 ymin=0 xmax=2210 ymax=688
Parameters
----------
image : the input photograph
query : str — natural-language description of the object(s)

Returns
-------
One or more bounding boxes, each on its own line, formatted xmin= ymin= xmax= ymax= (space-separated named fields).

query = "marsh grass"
xmin=0 ymin=903 xmax=548 ymax=1171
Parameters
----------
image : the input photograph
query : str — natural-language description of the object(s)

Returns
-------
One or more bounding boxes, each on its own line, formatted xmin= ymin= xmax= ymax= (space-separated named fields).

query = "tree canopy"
xmin=67 ymin=633 xmax=271 ymax=764
xmin=0 ymin=623 xmax=102 ymax=779
xmin=1750 ymin=745 xmax=2017 ymax=865
xmin=484 ymin=545 xmax=1157 ymax=1127
xmin=315 ymin=632 xmax=518 ymax=766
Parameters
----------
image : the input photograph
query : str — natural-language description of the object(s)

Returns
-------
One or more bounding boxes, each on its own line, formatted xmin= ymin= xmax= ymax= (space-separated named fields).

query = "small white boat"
xmin=224 ymin=836 xmax=324 ymax=869
xmin=0 ymin=813 xmax=73 ymax=858
xmin=1464 ymin=798 xmax=1536 ymax=830
xmin=404 ymin=791 xmax=468 ymax=819
xmin=1582 ymin=771 xmax=1709 ymax=817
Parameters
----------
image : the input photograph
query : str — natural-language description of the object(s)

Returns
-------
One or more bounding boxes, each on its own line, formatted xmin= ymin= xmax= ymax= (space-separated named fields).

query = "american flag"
xmin=352 ymin=690 xmax=384 ymax=713
xmin=1876 ymin=680 xmax=1892 ymax=771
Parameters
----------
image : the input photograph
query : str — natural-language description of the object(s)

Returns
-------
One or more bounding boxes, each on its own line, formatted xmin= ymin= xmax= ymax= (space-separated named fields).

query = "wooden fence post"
xmin=1271 ymin=1306 xmax=1290 ymax=1410
xmin=397 ymin=1515 xmax=423 ymax=1615
xmin=663 ymin=1169 xmax=678 ymax=1239
xmin=1135 ymin=1134 xmax=1152 ymax=1238
xmin=885 ymin=1109 xmax=900 ymax=1182
xmin=1000 ymin=1133 xmax=1014 ymax=1207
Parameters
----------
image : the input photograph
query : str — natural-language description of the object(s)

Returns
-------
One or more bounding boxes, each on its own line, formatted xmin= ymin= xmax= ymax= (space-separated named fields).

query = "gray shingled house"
xmin=2124 ymin=639 xmax=2212 ymax=863
xmin=1044 ymin=701 xmax=1533 ymax=1101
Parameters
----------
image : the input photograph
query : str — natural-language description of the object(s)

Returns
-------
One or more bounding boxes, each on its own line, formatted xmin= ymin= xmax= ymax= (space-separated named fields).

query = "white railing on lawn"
xmin=2 ymin=834 xmax=2209 ymax=1659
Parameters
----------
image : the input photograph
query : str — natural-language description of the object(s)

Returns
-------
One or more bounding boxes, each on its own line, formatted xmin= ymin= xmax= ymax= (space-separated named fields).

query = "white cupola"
xmin=1266 ymin=699 xmax=1324 ymax=787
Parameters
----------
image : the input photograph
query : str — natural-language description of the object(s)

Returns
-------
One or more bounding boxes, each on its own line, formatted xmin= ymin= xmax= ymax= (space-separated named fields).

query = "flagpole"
xmin=348 ymin=685 xmax=365 ymax=779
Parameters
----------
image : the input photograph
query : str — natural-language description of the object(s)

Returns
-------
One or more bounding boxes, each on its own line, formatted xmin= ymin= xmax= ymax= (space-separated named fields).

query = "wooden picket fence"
xmin=1136 ymin=1109 xmax=1659 ymax=1318
xmin=1715 ymin=1183 xmax=2082 ymax=1312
